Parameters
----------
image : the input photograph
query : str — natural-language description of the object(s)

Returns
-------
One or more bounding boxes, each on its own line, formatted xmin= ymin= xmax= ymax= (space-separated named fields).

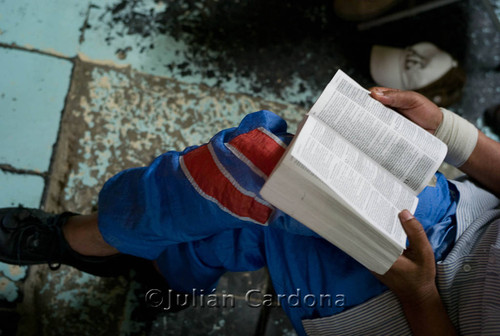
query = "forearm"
xmin=459 ymin=131 xmax=500 ymax=196
xmin=399 ymin=287 xmax=456 ymax=336
xmin=434 ymin=108 xmax=500 ymax=196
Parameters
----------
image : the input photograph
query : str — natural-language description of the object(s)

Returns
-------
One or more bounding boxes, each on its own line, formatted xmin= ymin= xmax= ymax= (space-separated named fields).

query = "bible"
xmin=260 ymin=70 xmax=447 ymax=274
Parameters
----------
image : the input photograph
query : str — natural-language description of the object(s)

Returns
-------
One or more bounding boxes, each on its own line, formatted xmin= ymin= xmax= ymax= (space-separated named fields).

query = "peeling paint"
xmin=78 ymin=0 xmax=345 ymax=107
xmin=50 ymin=59 xmax=305 ymax=213
xmin=0 ymin=277 xmax=19 ymax=302
xmin=31 ymin=266 xmax=133 ymax=335
xmin=0 ymin=263 xmax=28 ymax=281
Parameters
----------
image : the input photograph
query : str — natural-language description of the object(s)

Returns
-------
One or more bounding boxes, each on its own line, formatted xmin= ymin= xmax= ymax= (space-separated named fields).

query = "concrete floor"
xmin=1 ymin=0 xmax=500 ymax=335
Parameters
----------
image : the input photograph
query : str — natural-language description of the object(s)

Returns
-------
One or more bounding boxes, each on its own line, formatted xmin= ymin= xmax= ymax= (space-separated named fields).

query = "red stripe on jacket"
xmin=228 ymin=128 xmax=286 ymax=177
xmin=182 ymin=144 xmax=272 ymax=225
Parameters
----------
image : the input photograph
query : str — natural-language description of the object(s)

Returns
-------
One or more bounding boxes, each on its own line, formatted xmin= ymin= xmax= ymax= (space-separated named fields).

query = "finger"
xmin=369 ymin=87 xmax=400 ymax=94
xmin=371 ymin=87 xmax=443 ymax=134
xmin=399 ymin=210 xmax=432 ymax=256
xmin=370 ymin=88 xmax=425 ymax=112
xmin=369 ymin=87 xmax=399 ymax=105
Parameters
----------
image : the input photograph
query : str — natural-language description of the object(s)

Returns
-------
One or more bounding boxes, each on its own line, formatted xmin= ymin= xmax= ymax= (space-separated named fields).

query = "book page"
xmin=308 ymin=70 xmax=447 ymax=194
xmin=291 ymin=117 xmax=414 ymax=246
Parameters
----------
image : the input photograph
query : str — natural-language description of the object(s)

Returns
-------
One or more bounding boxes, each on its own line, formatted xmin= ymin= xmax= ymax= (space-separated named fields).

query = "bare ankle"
xmin=63 ymin=213 xmax=119 ymax=257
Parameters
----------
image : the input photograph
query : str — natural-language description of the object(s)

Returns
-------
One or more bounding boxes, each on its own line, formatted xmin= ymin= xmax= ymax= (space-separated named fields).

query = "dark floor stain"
xmin=98 ymin=0 xmax=474 ymax=107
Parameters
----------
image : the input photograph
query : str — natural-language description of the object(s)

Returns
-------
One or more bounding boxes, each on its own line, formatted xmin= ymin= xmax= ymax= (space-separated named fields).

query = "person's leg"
xmin=0 ymin=207 xmax=139 ymax=276
xmin=62 ymin=213 xmax=118 ymax=257
xmin=96 ymin=111 xmax=291 ymax=261
xmin=1 ymin=111 xmax=290 ymax=275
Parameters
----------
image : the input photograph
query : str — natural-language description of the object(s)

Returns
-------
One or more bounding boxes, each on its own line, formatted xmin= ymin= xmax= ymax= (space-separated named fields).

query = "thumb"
xmin=370 ymin=87 xmax=425 ymax=111
xmin=399 ymin=210 xmax=433 ymax=259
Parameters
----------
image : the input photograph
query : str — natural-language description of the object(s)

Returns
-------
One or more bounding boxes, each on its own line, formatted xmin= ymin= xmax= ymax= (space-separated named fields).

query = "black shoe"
xmin=0 ymin=206 xmax=135 ymax=277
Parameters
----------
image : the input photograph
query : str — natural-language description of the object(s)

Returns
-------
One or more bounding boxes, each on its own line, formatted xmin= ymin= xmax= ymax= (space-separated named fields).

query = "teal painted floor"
xmin=1 ymin=0 xmax=500 ymax=335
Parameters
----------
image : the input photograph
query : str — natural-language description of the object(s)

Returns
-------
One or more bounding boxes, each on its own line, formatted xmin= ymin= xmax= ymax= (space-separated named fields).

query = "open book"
xmin=260 ymin=70 xmax=447 ymax=274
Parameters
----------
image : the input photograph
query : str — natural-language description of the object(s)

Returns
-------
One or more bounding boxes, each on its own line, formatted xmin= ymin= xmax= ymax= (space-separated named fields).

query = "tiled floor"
xmin=1 ymin=49 xmax=72 ymax=172
xmin=1 ymin=0 xmax=500 ymax=335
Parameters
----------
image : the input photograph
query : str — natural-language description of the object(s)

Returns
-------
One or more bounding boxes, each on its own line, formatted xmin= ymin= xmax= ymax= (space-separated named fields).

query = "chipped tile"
xmin=0 ymin=48 xmax=72 ymax=172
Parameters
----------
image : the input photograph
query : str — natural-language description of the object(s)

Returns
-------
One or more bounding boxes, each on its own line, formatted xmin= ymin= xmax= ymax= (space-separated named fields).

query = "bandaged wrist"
xmin=434 ymin=108 xmax=478 ymax=167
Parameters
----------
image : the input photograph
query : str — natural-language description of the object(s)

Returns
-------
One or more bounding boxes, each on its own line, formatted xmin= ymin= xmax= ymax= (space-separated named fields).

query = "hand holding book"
xmin=371 ymin=87 xmax=479 ymax=168
xmin=374 ymin=210 xmax=457 ymax=336
xmin=369 ymin=88 xmax=443 ymax=135
xmin=261 ymin=70 xmax=448 ymax=274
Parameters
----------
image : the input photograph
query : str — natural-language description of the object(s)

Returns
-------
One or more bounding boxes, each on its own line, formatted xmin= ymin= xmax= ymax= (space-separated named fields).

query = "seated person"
xmin=1 ymin=88 xmax=499 ymax=335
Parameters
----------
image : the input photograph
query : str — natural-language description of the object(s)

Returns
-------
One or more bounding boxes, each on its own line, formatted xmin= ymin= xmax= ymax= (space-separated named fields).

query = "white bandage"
xmin=434 ymin=108 xmax=478 ymax=167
